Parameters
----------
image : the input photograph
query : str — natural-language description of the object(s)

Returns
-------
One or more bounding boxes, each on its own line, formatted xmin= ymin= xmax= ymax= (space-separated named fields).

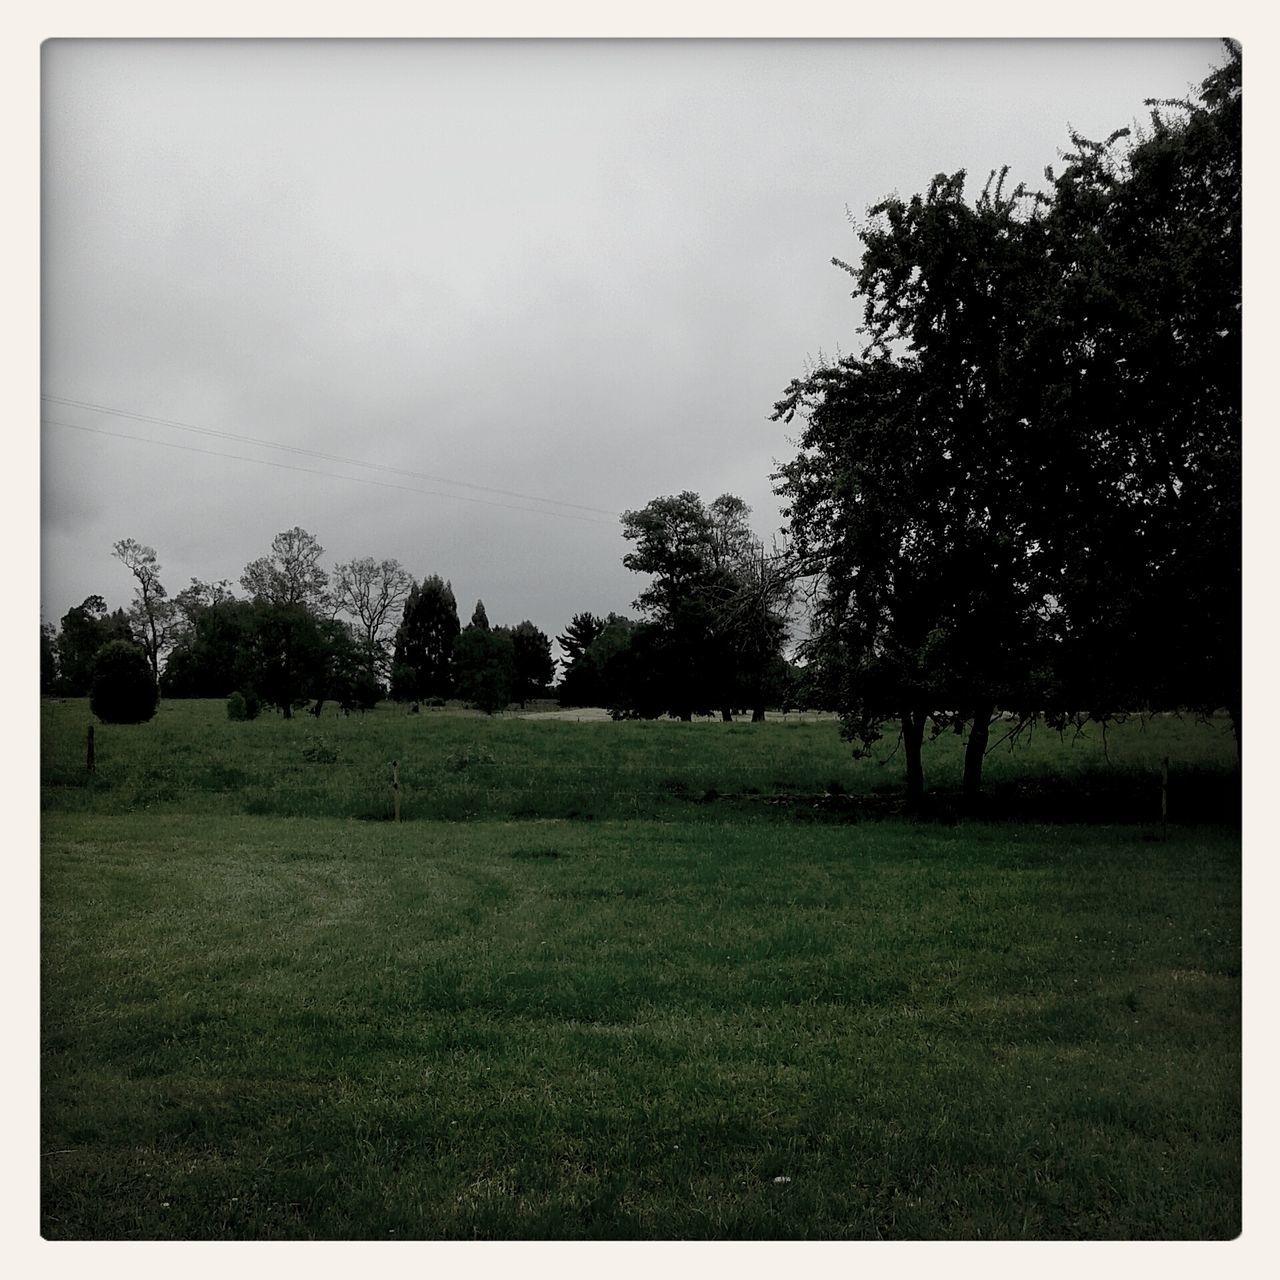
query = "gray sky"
xmin=41 ymin=37 xmax=1225 ymax=659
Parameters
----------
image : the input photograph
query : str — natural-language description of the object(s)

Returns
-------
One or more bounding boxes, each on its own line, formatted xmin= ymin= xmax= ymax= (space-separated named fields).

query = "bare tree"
xmin=112 ymin=537 xmax=174 ymax=684
xmin=332 ymin=556 xmax=413 ymax=663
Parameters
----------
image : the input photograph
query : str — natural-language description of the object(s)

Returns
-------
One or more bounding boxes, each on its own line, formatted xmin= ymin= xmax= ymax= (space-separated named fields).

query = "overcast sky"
xmin=41 ymin=37 xmax=1226 ymax=658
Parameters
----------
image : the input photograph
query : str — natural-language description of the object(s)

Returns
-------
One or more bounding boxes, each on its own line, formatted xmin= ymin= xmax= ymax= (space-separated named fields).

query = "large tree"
xmin=1034 ymin=44 xmax=1241 ymax=745
xmin=504 ymin=620 xmax=555 ymax=707
xmin=53 ymin=595 xmax=133 ymax=696
xmin=332 ymin=556 xmax=413 ymax=669
xmin=240 ymin=527 xmax=331 ymax=614
xmin=620 ymin=492 xmax=790 ymax=721
xmin=773 ymin=44 xmax=1240 ymax=804
xmin=112 ymin=538 xmax=175 ymax=685
xmin=390 ymin=575 xmax=460 ymax=701
xmin=453 ymin=624 xmax=514 ymax=714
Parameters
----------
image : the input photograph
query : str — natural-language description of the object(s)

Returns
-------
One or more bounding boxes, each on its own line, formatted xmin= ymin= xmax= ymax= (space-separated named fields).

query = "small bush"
xmin=301 ymin=736 xmax=340 ymax=764
xmin=89 ymin=641 xmax=158 ymax=725
xmin=226 ymin=690 xmax=261 ymax=721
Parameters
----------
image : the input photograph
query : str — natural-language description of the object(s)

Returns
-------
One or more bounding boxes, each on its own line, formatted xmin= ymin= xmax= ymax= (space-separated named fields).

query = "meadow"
xmin=41 ymin=699 xmax=1241 ymax=1239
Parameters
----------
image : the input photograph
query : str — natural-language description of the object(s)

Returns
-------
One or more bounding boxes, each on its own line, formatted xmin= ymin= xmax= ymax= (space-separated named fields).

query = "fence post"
xmin=86 ymin=724 xmax=95 ymax=773
xmin=1161 ymin=755 xmax=1169 ymax=840
xmin=392 ymin=759 xmax=401 ymax=823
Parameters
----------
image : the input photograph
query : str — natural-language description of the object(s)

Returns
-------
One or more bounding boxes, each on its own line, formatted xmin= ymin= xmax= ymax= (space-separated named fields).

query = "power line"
xmin=41 ymin=418 xmax=619 ymax=527
xmin=41 ymin=392 xmax=621 ymax=519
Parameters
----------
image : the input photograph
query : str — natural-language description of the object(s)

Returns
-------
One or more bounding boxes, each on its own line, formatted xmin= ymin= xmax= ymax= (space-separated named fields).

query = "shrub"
xmin=89 ymin=641 xmax=158 ymax=724
xmin=226 ymin=690 xmax=261 ymax=721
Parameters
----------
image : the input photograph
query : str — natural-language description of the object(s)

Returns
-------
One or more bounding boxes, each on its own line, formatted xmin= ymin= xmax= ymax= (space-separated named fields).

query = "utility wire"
xmin=41 ymin=418 xmax=619 ymax=527
xmin=41 ymin=392 xmax=621 ymax=519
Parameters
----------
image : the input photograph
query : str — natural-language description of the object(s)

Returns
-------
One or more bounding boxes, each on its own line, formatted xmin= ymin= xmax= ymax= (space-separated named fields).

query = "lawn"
xmin=40 ymin=701 xmax=1241 ymax=1238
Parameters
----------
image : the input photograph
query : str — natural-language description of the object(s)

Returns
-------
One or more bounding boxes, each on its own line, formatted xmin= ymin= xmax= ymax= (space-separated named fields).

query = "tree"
xmin=470 ymin=599 xmax=490 ymax=631
xmin=53 ymin=595 xmax=133 ymax=696
xmin=556 ymin=612 xmax=606 ymax=670
xmin=505 ymin=620 xmax=555 ymax=706
xmin=161 ymin=598 xmax=258 ymax=699
xmin=1034 ymin=44 xmax=1241 ymax=746
xmin=90 ymin=640 xmax=158 ymax=724
xmin=390 ymin=575 xmax=460 ymax=701
xmin=773 ymin=44 xmax=1241 ymax=806
xmin=171 ymin=578 xmax=237 ymax=637
xmin=453 ymin=625 xmax=514 ymax=714
xmin=240 ymin=527 xmax=331 ymax=614
xmin=40 ymin=623 xmax=59 ymax=695
xmin=112 ymin=538 xmax=175 ymax=686
xmin=332 ymin=556 xmax=413 ymax=669
xmin=557 ymin=612 xmax=631 ymax=708
xmin=621 ymin=492 xmax=790 ymax=721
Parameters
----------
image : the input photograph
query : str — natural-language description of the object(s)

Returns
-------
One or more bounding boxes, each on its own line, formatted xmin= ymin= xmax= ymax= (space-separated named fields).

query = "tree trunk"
xmin=721 ymin=708 xmax=733 ymax=722
xmin=311 ymin=697 xmax=326 ymax=718
xmin=902 ymin=710 xmax=926 ymax=812
xmin=962 ymin=703 xmax=995 ymax=810
xmin=679 ymin=710 xmax=692 ymax=723
xmin=752 ymin=706 xmax=765 ymax=722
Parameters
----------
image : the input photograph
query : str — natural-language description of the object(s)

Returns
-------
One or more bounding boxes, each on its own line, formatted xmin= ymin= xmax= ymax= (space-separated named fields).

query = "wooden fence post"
xmin=86 ymin=724 xmax=95 ymax=773
xmin=392 ymin=759 xmax=401 ymax=823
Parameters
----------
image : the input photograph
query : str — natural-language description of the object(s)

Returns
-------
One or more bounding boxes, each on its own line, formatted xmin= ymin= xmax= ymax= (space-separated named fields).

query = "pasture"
xmin=41 ymin=700 xmax=1241 ymax=1239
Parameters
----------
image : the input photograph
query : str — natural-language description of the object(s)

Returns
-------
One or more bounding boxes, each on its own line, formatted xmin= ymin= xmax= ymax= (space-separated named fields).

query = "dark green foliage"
xmin=89 ymin=640 xmax=158 ymax=724
xmin=505 ymin=620 xmax=555 ymax=706
xmin=557 ymin=612 xmax=629 ymax=708
xmin=774 ymin=44 xmax=1241 ymax=802
xmin=41 ymin=622 xmax=59 ymax=695
xmin=620 ymin=493 xmax=789 ymax=720
xmin=54 ymin=596 xmax=134 ymax=696
xmin=1036 ymin=45 xmax=1241 ymax=733
xmin=225 ymin=690 xmax=261 ymax=721
xmin=390 ymin=576 xmax=460 ymax=701
xmin=453 ymin=625 xmax=514 ymax=714
xmin=469 ymin=599 xmax=490 ymax=631
xmin=161 ymin=599 xmax=259 ymax=698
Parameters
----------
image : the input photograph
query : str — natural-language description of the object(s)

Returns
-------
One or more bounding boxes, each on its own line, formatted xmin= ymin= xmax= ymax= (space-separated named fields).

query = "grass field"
xmin=41 ymin=699 xmax=1241 ymax=1239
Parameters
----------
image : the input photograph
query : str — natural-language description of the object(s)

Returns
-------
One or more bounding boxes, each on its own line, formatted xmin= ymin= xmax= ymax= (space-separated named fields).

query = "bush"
xmin=89 ymin=641 xmax=158 ymax=724
xmin=226 ymin=690 xmax=261 ymax=721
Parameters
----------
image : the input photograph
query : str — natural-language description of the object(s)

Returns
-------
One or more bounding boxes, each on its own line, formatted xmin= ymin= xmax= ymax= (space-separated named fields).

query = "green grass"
xmin=41 ymin=698 xmax=1239 ymax=823
xmin=41 ymin=700 xmax=1240 ymax=1238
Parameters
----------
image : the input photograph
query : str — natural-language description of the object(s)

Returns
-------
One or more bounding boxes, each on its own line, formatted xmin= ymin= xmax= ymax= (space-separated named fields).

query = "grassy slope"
xmin=43 ymin=809 xmax=1240 ymax=1239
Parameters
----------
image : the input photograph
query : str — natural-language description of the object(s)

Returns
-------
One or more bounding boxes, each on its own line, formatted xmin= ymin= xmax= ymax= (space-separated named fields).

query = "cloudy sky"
xmin=41 ymin=37 xmax=1225 ymax=658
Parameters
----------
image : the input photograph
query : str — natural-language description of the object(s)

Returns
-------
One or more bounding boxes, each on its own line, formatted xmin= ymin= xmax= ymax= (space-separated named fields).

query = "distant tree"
xmin=505 ymin=620 xmax=555 ymax=706
xmin=557 ymin=612 xmax=631 ymax=708
xmin=112 ymin=538 xmax=175 ymax=685
xmin=171 ymin=578 xmax=237 ymax=638
xmin=453 ymin=625 xmax=514 ymax=714
xmin=307 ymin=622 xmax=384 ymax=716
xmin=469 ymin=599 xmax=490 ymax=631
xmin=390 ymin=575 xmax=460 ymax=701
xmin=240 ymin=527 xmax=331 ymax=614
xmin=40 ymin=622 xmax=59 ymax=695
xmin=90 ymin=640 xmax=158 ymax=724
xmin=332 ymin=556 xmax=413 ymax=668
xmin=54 ymin=595 xmax=133 ymax=696
xmin=161 ymin=598 xmax=258 ymax=698
xmin=556 ymin=612 xmax=606 ymax=670
xmin=621 ymin=492 xmax=790 ymax=721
